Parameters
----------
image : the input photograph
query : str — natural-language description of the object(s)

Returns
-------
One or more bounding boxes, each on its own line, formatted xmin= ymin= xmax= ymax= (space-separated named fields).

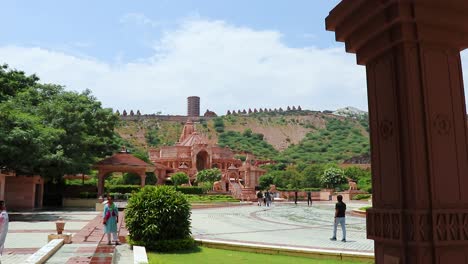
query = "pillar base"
xmin=48 ymin=233 xmax=72 ymax=244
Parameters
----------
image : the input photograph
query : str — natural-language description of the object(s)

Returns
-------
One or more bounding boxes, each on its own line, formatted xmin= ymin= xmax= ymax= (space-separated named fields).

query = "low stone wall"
xmin=62 ymin=198 xmax=97 ymax=208
xmin=334 ymin=190 xmax=368 ymax=201
xmin=120 ymin=115 xmax=215 ymax=122
xmin=5 ymin=175 xmax=43 ymax=210
xmin=277 ymin=191 xmax=321 ymax=201
xmin=319 ymin=190 xmax=334 ymax=201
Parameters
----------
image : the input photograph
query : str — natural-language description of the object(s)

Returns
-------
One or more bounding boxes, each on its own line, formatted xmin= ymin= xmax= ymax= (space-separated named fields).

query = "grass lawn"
xmin=186 ymin=194 xmax=239 ymax=203
xmin=358 ymin=206 xmax=372 ymax=211
xmin=148 ymin=246 xmax=373 ymax=264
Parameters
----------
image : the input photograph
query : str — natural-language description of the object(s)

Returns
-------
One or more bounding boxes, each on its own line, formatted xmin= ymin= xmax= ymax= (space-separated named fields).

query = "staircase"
xmin=229 ymin=181 xmax=256 ymax=201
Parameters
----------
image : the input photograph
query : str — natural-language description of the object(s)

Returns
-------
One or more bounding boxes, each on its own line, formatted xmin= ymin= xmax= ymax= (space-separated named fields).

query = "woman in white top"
xmin=0 ymin=201 xmax=9 ymax=255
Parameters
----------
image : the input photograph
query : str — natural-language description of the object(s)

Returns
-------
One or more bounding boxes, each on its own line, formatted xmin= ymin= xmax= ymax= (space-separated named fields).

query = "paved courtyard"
xmin=191 ymin=201 xmax=374 ymax=253
xmin=0 ymin=201 xmax=373 ymax=263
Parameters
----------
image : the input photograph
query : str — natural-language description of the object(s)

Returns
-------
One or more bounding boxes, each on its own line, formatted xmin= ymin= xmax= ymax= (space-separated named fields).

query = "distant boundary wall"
xmin=119 ymin=115 xmax=215 ymax=122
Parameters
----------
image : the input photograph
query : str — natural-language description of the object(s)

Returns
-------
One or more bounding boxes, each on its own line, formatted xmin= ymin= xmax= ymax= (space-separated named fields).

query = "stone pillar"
xmin=327 ymin=1 xmax=468 ymax=263
xmin=97 ymin=171 xmax=106 ymax=197
xmin=140 ymin=172 xmax=146 ymax=188
xmin=0 ymin=175 xmax=5 ymax=200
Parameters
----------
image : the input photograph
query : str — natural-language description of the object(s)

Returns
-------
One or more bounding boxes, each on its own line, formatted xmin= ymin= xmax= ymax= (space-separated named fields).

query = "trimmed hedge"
xmin=79 ymin=192 xmax=98 ymax=199
xmin=63 ymin=185 xmax=98 ymax=198
xmin=185 ymin=195 xmax=238 ymax=203
xmin=128 ymin=237 xmax=195 ymax=252
xmin=106 ymin=185 xmax=140 ymax=194
xmin=276 ymin=187 xmax=321 ymax=192
xmin=175 ymin=187 xmax=204 ymax=195
xmin=125 ymin=186 xmax=193 ymax=252
xmin=109 ymin=193 xmax=132 ymax=200
xmin=353 ymin=194 xmax=371 ymax=200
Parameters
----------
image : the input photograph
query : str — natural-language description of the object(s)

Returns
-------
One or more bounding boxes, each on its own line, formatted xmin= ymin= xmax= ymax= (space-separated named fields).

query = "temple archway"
xmin=196 ymin=150 xmax=209 ymax=171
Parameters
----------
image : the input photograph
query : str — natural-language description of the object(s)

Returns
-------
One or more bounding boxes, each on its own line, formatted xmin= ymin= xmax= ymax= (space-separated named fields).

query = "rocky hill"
xmin=116 ymin=110 xmax=370 ymax=163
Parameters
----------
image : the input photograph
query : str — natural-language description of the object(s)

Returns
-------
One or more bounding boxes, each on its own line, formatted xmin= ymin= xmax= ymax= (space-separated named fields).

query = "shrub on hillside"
xmin=125 ymin=185 xmax=194 ymax=252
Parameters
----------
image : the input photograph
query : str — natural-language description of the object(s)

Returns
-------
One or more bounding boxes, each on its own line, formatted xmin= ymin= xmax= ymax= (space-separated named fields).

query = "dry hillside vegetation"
xmin=116 ymin=111 xmax=369 ymax=164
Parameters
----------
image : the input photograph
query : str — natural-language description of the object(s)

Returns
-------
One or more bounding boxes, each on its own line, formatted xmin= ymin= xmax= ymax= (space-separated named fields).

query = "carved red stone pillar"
xmin=327 ymin=1 xmax=468 ymax=263
xmin=157 ymin=170 xmax=167 ymax=185
xmin=140 ymin=172 xmax=146 ymax=188
xmin=97 ymin=171 xmax=106 ymax=197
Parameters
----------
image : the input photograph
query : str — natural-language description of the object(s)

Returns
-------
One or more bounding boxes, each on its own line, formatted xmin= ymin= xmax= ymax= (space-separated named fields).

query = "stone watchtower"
xmin=187 ymin=96 xmax=200 ymax=117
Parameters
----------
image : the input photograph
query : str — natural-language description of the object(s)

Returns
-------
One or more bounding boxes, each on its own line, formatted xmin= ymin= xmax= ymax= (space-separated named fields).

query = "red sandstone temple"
xmin=149 ymin=120 xmax=265 ymax=200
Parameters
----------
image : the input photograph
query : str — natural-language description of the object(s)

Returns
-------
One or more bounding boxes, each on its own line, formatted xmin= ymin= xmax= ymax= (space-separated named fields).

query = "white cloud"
xmin=0 ymin=19 xmax=371 ymax=115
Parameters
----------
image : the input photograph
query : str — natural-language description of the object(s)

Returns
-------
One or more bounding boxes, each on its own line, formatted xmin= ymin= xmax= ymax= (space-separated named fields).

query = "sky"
xmin=0 ymin=1 xmax=466 ymax=115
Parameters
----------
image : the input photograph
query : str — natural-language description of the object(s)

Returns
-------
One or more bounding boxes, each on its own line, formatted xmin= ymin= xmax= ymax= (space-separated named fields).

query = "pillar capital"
xmin=326 ymin=0 xmax=468 ymax=65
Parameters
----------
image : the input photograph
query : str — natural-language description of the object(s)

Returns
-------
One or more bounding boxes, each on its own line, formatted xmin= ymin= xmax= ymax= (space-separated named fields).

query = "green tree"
xmin=196 ymin=168 xmax=221 ymax=183
xmin=37 ymin=88 xmax=119 ymax=179
xmin=0 ymin=65 xmax=119 ymax=180
xmin=145 ymin=128 xmax=160 ymax=147
xmin=171 ymin=172 xmax=189 ymax=186
xmin=301 ymin=164 xmax=325 ymax=188
xmin=344 ymin=166 xmax=366 ymax=181
xmin=259 ymin=174 xmax=274 ymax=190
xmin=123 ymin=173 xmax=141 ymax=185
xmin=242 ymin=128 xmax=253 ymax=137
xmin=320 ymin=167 xmax=347 ymax=189
xmin=213 ymin=117 xmax=225 ymax=133
xmin=0 ymin=104 xmax=63 ymax=174
xmin=0 ymin=64 xmax=39 ymax=103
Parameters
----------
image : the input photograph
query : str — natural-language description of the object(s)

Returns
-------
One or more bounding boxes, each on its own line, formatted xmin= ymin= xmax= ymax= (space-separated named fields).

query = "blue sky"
xmin=1 ymin=1 xmax=341 ymax=61
xmin=10 ymin=1 xmax=465 ymax=115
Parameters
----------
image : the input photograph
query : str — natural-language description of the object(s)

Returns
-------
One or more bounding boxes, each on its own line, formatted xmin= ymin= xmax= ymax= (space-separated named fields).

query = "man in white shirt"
xmin=0 ymin=201 xmax=9 ymax=257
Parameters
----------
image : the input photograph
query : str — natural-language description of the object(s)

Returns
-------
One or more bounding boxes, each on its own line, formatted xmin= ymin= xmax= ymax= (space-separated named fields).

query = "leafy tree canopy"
xmin=0 ymin=64 xmax=119 ymax=180
xmin=320 ymin=167 xmax=347 ymax=189
xmin=171 ymin=172 xmax=189 ymax=186
xmin=196 ymin=168 xmax=221 ymax=183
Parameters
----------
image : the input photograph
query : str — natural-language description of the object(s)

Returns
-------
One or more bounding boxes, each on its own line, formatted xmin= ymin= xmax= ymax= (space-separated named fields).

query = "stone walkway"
xmin=0 ymin=210 xmax=127 ymax=264
xmin=0 ymin=202 xmax=372 ymax=263
xmin=191 ymin=201 xmax=374 ymax=254
xmin=0 ymin=210 xmax=98 ymax=264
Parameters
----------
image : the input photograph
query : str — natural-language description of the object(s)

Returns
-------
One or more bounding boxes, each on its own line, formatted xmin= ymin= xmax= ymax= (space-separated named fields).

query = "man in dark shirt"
xmin=256 ymin=191 xmax=263 ymax=206
xmin=330 ymin=195 xmax=346 ymax=242
xmin=307 ymin=191 xmax=312 ymax=207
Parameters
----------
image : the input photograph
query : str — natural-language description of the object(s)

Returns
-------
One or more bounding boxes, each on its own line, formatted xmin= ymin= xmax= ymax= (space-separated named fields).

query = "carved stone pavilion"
xmin=327 ymin=1 xmax=468 ymax=263
xmin=94 ymin=147 xmax=155 ymax=197
xmin=149 ymin=120 xmax=265 ymax=200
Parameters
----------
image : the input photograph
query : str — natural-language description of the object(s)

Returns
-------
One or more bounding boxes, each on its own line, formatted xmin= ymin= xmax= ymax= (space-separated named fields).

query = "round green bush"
xmin=171 ymin=172 xmax=189 ymax=186
xmin=125 ymin=185 xmax=194 ymax=252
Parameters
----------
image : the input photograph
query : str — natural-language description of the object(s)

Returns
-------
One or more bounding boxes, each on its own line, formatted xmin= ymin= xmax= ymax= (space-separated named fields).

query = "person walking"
xmin=103 ymin=195 xmax=120 ymax=245
xmin=307 ymin=191 xmax=312 ymax=207
xmin=265 ymin=191 xmax=271 ymax=207
xmin=330 ymin=195 xmax=346 ymax=242
xmin=294 ymin=190 xmax=298 ymax=205
xmin=256 ymin=190 xmax=263 ymax=206
xmin=0 ymin=201 xmax=8 ymax=256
